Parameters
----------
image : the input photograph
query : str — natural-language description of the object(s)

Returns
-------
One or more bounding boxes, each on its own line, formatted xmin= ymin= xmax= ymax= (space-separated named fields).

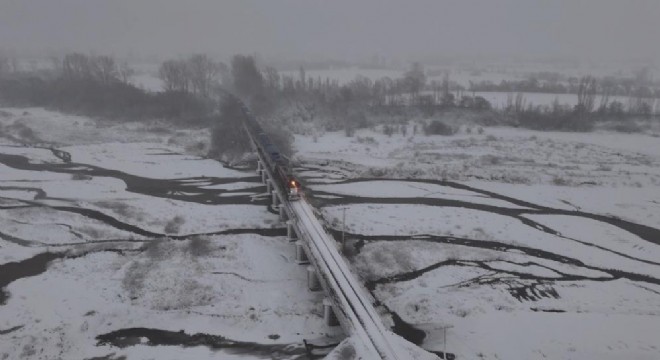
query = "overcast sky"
xmin=1 ymin=0 xmax=659 ymax=63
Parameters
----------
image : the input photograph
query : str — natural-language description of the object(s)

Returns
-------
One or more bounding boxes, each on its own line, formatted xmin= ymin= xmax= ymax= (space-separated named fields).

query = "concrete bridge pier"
xmin=272 ymin=191 xmax=279 ymax=207
xmin=323 ymin=298 xmax=340 ymax=327
xmin=278 ymin=204 xmax=287 ymax=221
xmin=307 ymin=266 xmax=321 ymax=291
xmin=286 ymin=220 xmax=297 ymax=242
xmin=295 ymin=241 xmax=309 ymax=264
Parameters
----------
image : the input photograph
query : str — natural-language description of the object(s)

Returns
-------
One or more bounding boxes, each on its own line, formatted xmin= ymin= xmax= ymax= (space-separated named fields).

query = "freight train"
xmin=241 ymin=102 xmax=301 ymax=201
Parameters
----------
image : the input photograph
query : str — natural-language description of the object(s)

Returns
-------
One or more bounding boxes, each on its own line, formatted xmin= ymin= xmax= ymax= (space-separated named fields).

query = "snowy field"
xmin=0 ymin=108 xmax=342 ymax=359
xmin=2 ymin=104 xmax=659 ymax=359
xmin=294 ymin=122 xmax=660 ymax=359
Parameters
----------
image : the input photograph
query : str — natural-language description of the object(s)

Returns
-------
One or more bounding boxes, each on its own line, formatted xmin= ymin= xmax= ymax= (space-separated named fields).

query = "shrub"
xmin=122 ymin=260 xmax=148 ymax=299
xmin=164 ymin=215 xmax=186 ymax=234
xmin=552 ymin=176 xmax=569 ymax=186
xmin=209 ymin=96 xmax=252 ymax=161
xmin=144 ymin=238 xmax=168 ymax=260
xmin=481 ymin=154 xmax=501 ymax=165
xmin=356 ymin=136 xmax=378 ymax=145
xmin=610 ymin=121 xmax=643 ymax=133
xmin=517 ymin=107 xmax=593 ymax=132
xmin=187 ymin=236 xmax=212 ymax=257
xmin=71 ymin=173 xmax=92 ymax=181
xmin=424 ymin=120 xmax=455 ymax=136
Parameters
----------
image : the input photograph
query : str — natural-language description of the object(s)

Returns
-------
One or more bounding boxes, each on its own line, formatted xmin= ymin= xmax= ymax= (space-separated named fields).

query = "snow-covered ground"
xmin=294 ymin=123 xmax=660 ymax=359
xmin=3 ymin=103 xmax=659 ymax=359
xmin=295 ymin=125 xmax=660 ymax=188
xmin=0 ymin=107 xmax=342 ymax=359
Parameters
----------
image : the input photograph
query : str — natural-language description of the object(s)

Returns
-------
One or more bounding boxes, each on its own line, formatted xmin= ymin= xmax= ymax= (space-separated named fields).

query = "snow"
xmin=296 ymin=121 xmax=660 ymax=359
xmin=3 ymin=101 xmax=660 ymax=359
xmin=293 ymin=200 xmax=404 ymax=359
xmin=0 ymin=241 xmax=43 ymax=264
xmin=0 ymin=107 xmax=345 ymax=359
xmin=464 ymin=181 xmax=660 ymax=229
xmin=0 ymin=207 xmax=142 ymax=245
xmin=65 ymin=143 xmax=248 ymax=179
xmin=374 ymin=267 xmax=660 ymax=359
xmin=0 ymin=145 xmax=62 ymax=163
xmin=0 ymin=234 xmax=341 ymax=359
xmin=326 ymin=203 xmax=660 ymax=280
xmin=295 ymin=125 xmax=660 ymax=188
xmin=312 ymin=180 xmax=531 ymax=209
xmin=523 ymin=214 xmax=660 ymax=263
xmin=434 ymin=311 xmax=660 ymax=359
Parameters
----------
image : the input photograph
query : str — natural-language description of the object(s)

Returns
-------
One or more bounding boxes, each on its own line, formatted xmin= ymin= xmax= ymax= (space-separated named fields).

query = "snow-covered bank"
xmin=295 ymin=124 xmax=660 ymax=359
xmin=0 ymin=107 xmax=341 ymax=359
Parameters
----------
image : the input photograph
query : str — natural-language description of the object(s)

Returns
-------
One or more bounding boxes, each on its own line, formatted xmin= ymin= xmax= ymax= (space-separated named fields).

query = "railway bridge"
xmin=240 ymin=103 xmax=438 ymax=360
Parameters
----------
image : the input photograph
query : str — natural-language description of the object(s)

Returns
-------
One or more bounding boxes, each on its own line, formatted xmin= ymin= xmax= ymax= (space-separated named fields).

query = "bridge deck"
xmin=243 ymin=111 xmax=436 ymax=360
xmin=291 ymin=200 xmax=404 ymax=359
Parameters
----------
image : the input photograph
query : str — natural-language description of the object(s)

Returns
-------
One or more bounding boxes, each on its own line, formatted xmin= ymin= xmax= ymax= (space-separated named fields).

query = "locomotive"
xmin=241 ymin=100 xmax=301 ymax=201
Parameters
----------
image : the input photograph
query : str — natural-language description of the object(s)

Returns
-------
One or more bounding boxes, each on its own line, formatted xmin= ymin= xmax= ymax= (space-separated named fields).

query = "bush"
xmin=552 ymin=176 xmax=570 ymax=186
xmin=208 ymin=96 xmax=252 ymax=161
xmin=516 ymin=107 xmax=593 ymax=132
xmin=424 ymin=120 xmax=456 ymax=135
xmin=187 ymin=236 xmax=212 ymax=257
xmin=610 ymin=121 xmax=643 ymax=133
xmin=144 ymin=238 xmax=169 ymax=260
xmin=356 ymin=136 xmax=378 ymax=145
xmin=71 ymin=173 xmax=92 ymax=181
xmin=481 ymin=154 xmax=501 ymax=165
xmin=164 ymin=215 xmax=186 ymax=234
xmin=263 ymin=121 xmax=294 ymax=157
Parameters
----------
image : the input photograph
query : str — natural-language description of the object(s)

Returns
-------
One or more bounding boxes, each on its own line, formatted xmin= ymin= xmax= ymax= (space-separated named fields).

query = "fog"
xmin=1 ymin=0 xmax=659 ymax=63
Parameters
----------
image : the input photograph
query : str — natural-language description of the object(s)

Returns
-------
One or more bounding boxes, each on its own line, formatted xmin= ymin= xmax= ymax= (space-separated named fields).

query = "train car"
xmin=240 ymin=102 xmax=302 ymax=201
xmin=275 ymin=165 xmax=301 ymax=201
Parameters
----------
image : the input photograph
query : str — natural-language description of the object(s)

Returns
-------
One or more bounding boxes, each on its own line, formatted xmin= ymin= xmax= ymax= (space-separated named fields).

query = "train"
xmin=240 ymin=101 xmax=301 ymax=201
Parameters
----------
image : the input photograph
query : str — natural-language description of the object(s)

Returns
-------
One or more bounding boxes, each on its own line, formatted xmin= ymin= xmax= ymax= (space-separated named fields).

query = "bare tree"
xmin=118 ymin=61 xmax=135 ymax=84
xmin=187 ymin=54 xmax=221 ymax=98
xmin=91 ymin=55 xmax=118 ymax=85
xmin=263 ymin=66 xmax=280 ymax=92
xmin=403 ymin=62 xmax=426 ymax=104
xmin=298 ymin=66 xmax=306 ymax=91
xmin=62 ymin=53 xmax=93 ymax=81
xmin=230 ymin=55 xmax=264 ymax=100
xmin=576 ymin=75 xmax=596 ymax=113
xmin=158 ymin=59 xmax=189 ymax=93
xmin=507 ymin=92 xmax=526 ymax=113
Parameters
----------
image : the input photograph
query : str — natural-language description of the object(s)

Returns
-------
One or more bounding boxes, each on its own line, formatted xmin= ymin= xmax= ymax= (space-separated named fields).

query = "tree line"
xmin=0 ymin=52 xmax=211 ymax=122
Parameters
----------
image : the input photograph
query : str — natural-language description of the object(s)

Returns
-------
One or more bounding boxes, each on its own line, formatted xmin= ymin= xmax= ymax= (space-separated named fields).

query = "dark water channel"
xmin=0 ymin=152 xmax=266 ymax=206
xmin=96 ymin=328 xmax=321 ymax=359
